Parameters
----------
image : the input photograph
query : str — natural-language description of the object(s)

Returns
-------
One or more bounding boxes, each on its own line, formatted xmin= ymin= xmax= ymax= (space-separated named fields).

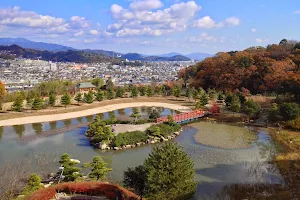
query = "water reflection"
xmin=118 ymin=108 xmax=126 ymax=116
xmin=76 ymin=117 xmax=83 ymax=124
xmin=0 ymin=126 xmax=3 ymax=140
xmin=49 ymin=121 xmax=57 ymax=131
xmin=96 ymin=113 xmax=104 ymax=120
xmin=63 ymin=119 xmax=72 ymax=127
xmin=86 ymin=115 xmax=94 ymax=122
xmin=32 ymin=123 xmax=43 ymax=135
xmin=13 ymin=125 xmax=25 ymax=138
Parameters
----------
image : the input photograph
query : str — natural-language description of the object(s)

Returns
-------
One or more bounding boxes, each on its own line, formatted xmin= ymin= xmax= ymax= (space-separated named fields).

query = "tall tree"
xmin=84 ymin=91 xmax=94 ymax=104
xmin=58 ymin=153 xmax=81 ymax=181
xmin=74 ymin=93 xmax=82 ymax=104
xmin=116 ymin=87 xmax=125 ymax=98
xmin=60 ymin=93 xmax=71 ymax=109
xmin=143 ymin=142 xmax=196 ymax=200
xmin=83 ymin=156 xmax=112 ymax=181
xmin=131 ymin=86 xmax=139 ymax=98
xmin=0 ymin=81 xmax=6 ymax=110
xmin=31 ymin=97 xmax=43 ymax=111
xmin=124 ymin=165 xmax=147 ymax=200
xmin=49 ymin=93 xmax=56 ymax=106
xmin=11 ymin=95 xmax=24 ymax=112
xmin=91 ymin=78 xmax=104 ymax=88
xmin=22 ymin=173 xmax=42 ymax=195
xmin=95 ymin=90 xmax=104 ymax=101
xmin=106 ymin=88 xmax=115 ymax=100
xmin=146 ymin=86 xmax=154 ymax=97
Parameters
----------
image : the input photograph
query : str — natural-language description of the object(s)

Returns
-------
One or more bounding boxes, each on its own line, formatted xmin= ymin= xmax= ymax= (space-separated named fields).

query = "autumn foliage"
xmin=25 ymin=182 xmax=140 ymax=200
xmin=180 ymin=41 xmax=300 ymax=100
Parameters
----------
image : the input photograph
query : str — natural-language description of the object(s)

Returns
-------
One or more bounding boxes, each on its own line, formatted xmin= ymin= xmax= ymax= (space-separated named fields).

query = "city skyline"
xmin=0 ymin=0 xmax=299 ymax=54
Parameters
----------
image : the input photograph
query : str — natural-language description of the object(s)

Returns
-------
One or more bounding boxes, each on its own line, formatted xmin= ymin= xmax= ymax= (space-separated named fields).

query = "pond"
xmin=0 ymin=107 xmax=284 ymax=199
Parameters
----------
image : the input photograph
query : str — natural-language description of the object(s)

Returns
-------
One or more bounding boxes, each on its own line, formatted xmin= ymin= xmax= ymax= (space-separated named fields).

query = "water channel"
xmin=0 ymin=107 xmax=284 ymax=199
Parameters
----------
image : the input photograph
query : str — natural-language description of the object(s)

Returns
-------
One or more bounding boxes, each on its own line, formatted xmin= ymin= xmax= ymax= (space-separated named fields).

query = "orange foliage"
xmin=26 ymin=182 xmax=140 ymax=200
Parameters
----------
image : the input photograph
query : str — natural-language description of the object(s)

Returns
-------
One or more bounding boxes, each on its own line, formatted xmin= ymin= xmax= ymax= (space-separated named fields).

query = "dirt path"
xmin=0 ymin=101 xmax=191 ymax=126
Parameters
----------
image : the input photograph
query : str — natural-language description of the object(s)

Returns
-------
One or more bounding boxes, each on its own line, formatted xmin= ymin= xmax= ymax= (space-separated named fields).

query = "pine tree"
xmin=49 ymin=93 xmax=56 ymax=106
xmin=58 ymin=153 xmax=81 ymax=181
xmin=60 ymin=93 xmax=71 ymax=109
xmin=199 ymin=93 xmax=209 ymax=106
xmin=95 ymin=90 xmax=104 ymax=101
xmin=185 ymin=87 xmax=192 ymax=99
xmin=106 ymin=88 xmax=115 ymax=100
xmin=139 ymin=86 xmax=146 ymax=96
xmin=143 ymin=142 xmax=196 ymax=200
xmin=230 ymin=96 xmax=241 ymax=113
xmin=74 ymin=93 xmax=82 ymax=104
xmin=83 ymin=156 xmax=112 ymax=181
xmin=146 ymin=86 xmax=154 ymax=97
xmin=131 ymin=86 xmax=139 ymax=98
xmin=31 ymin=97 xmax=43 ymax=111
xmin=84 ymin=91 xmax=94 ymax=104
xmin=22 ymin=173 xmax=42 ymax=195
xmin=116 ymin=87 xmax=125 ymax=98
xmin=11 ymin=95 xmax=24 ymax=112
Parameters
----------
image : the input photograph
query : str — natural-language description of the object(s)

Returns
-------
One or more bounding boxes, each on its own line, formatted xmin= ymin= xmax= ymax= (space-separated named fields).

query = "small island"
xmin=85 ymin=108 xmax=182 ymax=150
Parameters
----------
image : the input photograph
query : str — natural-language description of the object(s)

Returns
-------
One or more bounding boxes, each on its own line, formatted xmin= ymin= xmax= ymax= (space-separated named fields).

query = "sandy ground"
xmin=191 ymin=122 xmax=258 ymax=149
xmin=112 ymin=123 xmax=154 ymax=135
xmin=0 ymin=102 xmax=191 ymax=126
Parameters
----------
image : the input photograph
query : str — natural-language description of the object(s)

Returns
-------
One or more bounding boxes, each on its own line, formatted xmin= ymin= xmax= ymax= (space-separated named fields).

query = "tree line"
xmin=179 ymin=39 xmax=300 ymax=100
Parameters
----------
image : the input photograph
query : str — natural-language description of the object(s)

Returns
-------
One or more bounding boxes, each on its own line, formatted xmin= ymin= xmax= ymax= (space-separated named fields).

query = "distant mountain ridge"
xmin=158 ymin=52 xmax=213 ymax=60
xmin=0 ymin=37 xmax=211 ymax=61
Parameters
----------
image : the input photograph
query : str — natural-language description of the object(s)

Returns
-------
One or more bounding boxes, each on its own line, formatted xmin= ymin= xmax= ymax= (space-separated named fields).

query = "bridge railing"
xmin=156 ymin=110 xmax=207 ymax=124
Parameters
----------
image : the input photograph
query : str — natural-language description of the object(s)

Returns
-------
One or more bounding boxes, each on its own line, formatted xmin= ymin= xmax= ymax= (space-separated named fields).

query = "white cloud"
xmin=225 ymin=17 xmax=240 ymax=26
xmin=74 ymin=30 xmax=84 ymax=37
xmin=256 ymin=38 xmax=268 ymax=43
xmin=192 ymin=16 xmax=240 ymax=29
xmin=0 ymin=6 xmax=65 ymax=28
xmin=192 ymin=16 xmax=223 ymax=28
xmin=141 ymin=40 xmax=153 ymax=45
xmin=189 ymin=32 xmax=217 ymax=42
xmin=102 ymin=30 xmax=113 ymax=37
xmin=109 ymin=1 xmax=200 ymax=37
xmin=69 ymin=16 xmax=89 ymax=29
xmin=251 ymin=28 xmax=256 ymax=33
xmin=84 ymin=38 xmax=97 ymax=43
xmin=89 ymin=29 xmax=99 ymax=35
xmin=130 ymin=0 xmax=163 ymax=11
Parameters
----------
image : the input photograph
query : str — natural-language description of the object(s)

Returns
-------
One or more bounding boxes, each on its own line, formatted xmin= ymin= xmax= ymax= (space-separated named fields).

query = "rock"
xmin=136 ymin=143 xmax=141 ymax=146
xmin=131 ymin=145 xmax=136 ymax=148
xmin=146 ymin=139 xmax=151 ymax=144
xmin=161 ymin=136 xmax=168 ymax=142
xmin=114 ymin=147 xmax=121 ymax=150
xmin=125 ymin=145 xmax=132 ymax=148
xmin=99 ymin=142 xmax=108 ymax=150
xmin=17 ymin=195 xmax=25 ymax=198
xmin=70 ymin=159 xmax=80 ymax=164
xmin=141 ymin=142 xmax=146 ymax=145
xmin=106 ymin=147 xmax=111 ymax=150
xmin=174 ymin=132 xmax=180 ymax=136
xmin=150 ymin=140 xmax=156 ymax=144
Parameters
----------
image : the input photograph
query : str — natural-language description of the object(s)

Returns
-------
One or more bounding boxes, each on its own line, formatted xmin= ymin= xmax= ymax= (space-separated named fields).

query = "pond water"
xmin=0 ymin=107 xmax=284 ymax=199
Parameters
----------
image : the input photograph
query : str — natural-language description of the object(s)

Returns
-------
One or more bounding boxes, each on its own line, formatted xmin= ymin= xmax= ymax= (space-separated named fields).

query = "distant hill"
xmin=0 ymin=38 xmax=74 ymax=52
xmin=122 ymin=53 xmax=191 ymax=61
xmin=0 ymin=45 xmax=116 ymax=63
xmin=185 ymin=52 xmax=213 ymax=60
xmin=0 ymin=37 xmax=208 ymax=61
xmin=158 ymin=52 xmax=213 ymax=60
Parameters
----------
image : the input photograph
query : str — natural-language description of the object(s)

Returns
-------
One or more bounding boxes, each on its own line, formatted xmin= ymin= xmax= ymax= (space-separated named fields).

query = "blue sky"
xmin=0 ymin=0 xmax=299 ymax=54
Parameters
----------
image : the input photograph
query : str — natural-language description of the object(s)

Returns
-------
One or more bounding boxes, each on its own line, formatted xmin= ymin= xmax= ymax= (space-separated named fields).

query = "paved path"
xmin=0 ymin=102 xmax=191 ymax=126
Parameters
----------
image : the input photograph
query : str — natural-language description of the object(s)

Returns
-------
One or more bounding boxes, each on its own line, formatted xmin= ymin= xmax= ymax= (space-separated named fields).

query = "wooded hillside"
xmin=179 ymin=39 xmax=300 ymax=100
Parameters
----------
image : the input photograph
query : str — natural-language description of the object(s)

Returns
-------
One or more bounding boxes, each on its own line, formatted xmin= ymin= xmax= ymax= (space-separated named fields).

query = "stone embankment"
xmin=95 ymin=128 xmax=183 ymax=151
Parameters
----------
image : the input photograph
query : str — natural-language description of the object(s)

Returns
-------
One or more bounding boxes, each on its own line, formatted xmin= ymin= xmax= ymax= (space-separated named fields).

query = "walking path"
xmin=0 ymin=102 xmax=191 ymax=126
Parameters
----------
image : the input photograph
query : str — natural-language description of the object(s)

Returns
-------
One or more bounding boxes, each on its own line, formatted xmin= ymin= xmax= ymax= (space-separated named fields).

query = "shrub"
xmin=113 ymin=131 xmax=148 ymax=147
xmin=242 ymin=99 xmax=261 ymax=118
xmin=279 ymin=103 xmax=300 ymax=121
xmin=286 ymin=117 xmax=300 ymax=131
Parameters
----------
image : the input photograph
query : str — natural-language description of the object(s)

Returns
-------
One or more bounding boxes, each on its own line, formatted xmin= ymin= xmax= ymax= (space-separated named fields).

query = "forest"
xmin=179 ymin=39 xmax=300 ymax=100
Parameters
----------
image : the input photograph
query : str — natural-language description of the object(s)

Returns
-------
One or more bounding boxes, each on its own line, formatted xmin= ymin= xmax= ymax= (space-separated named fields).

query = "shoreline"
xmin=0 ymin=102 xmax=191 ymax=126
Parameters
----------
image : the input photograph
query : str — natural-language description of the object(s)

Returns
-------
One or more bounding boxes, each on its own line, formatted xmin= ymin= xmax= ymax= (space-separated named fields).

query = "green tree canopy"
xmin=143 ymin=142 xmax=196 ymax=200
xmin=74 ymin=93 xmax=82 ymax=104
xmin=131 ymin=86 xmax=139 ymax=98
xmin=106 ymin=88 xmax=115 ymax=100
xmin=60 ymin=93 xmax=71 ymax=109
xmin=242 ymin=99 xmax=261 ymax=118
xmin=11 ymin=95 xmax=24 ymax=112
xmin=22 ymin=173 xmax=42 ymax=195
xmin=84 ymin=91 xmax=94 ymax=104
xmin=116 ymin=87 xmax=125 ymax=98
xmin=83 ymin=156 xmax=112 ymax=181
xmin=31 ymin=97 xmax=43 ymax=111
xmin=279 ymin=103 xmax=300 ymax=121
xmin=59 ymin=153 xmax=82 ymax=181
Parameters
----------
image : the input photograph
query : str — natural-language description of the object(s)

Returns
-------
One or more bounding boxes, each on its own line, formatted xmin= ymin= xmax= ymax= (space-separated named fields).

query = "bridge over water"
xmin=156 ymin=110 xmax=207 ymax=124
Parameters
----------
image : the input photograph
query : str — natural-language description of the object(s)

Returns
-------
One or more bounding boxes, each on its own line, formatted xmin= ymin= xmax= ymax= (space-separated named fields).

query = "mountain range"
xmin=0 ymin=38 xmax=212 ymax=61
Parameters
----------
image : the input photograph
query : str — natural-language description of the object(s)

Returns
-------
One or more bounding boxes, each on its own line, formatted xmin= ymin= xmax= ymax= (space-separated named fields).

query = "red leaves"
xmin=26 ymin=182 xmax=140 ymax=200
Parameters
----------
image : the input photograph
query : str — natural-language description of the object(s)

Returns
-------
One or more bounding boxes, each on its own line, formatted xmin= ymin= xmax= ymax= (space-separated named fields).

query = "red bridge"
xmin=156 ymin=109 xmax=207 ymax=124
